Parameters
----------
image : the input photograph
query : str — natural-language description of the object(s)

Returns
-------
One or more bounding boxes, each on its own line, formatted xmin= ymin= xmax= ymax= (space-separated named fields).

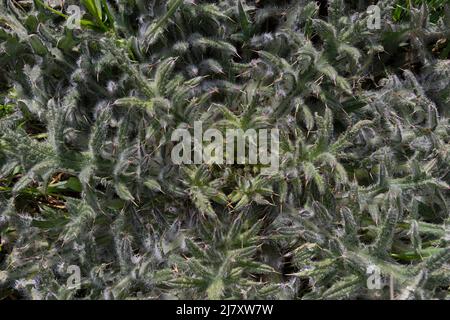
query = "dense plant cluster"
xmin=0 ymin=0 xmax=449 ymax=300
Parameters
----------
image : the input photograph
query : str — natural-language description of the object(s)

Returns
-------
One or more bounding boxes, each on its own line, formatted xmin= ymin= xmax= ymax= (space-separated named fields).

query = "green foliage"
xmin=393 ymin=0 xmax=448 ymax=22
xmin=0 ymin=0 xmax=449 ymax=300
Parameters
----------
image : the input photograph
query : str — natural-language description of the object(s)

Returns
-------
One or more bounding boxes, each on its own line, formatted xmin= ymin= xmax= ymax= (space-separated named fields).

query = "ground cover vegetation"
xmin=0 ymin=0 xmax=449 ymax=300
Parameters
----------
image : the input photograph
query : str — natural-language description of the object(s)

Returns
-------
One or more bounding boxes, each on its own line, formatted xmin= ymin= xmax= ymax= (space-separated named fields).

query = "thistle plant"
xmin=0 ymin=0 xmax=449 ymax=300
